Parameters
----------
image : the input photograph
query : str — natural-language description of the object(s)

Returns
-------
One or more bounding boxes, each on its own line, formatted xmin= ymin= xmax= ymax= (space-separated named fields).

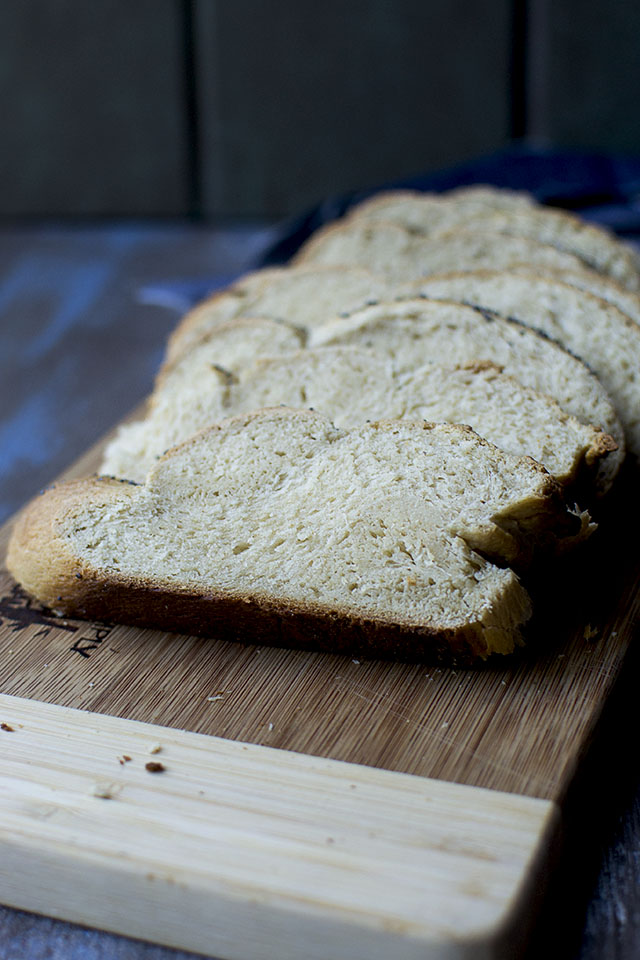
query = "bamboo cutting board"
xmin=0 ymin=427 xmax=638 ymax=960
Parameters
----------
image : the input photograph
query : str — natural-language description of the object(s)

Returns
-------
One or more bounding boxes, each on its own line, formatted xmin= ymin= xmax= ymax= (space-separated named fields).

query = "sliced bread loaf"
xmin=410 ymin=270 xmax=640 ymax=458
xmin=310 ymin=298 xmax=624 ymax=492
xmin=100 ymin=345 xmax=614 ymax=499
xmin=8 ymin=410 xmax=584 ymax=662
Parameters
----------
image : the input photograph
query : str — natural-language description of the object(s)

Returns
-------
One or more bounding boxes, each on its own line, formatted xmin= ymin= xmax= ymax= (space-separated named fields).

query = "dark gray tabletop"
xmin=0 ymin=221 xmax=638 ymax=960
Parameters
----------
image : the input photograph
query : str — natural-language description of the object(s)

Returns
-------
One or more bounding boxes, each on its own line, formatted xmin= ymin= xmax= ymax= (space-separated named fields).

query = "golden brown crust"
xmin=6 ymin=477 xmax=137 ymax=610
xmin=29 ymin=564 xmax=516 ymax=665
xmin=584 ymin=430 xmax=620 ymax=465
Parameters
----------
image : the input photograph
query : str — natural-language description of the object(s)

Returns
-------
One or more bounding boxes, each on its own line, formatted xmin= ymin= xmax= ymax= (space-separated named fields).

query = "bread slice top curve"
xmin=100 ymin=343 xmax=616 ymax=508
xmin=9 ymin=410 xmax=589 ymax=662
xmin=165 ymin=265 xmax=394 ymax=365
xmin=409 ymin=270 xmax=640 ymax=459
xmin=438 ymin=209 xmax=640 ymax=291
xmin=514 ymin=266 xmax=640 ymax=329
xmin=155 ymin=317 xmax=306 ymax=399
xmin=343 ymin=190 xmax=640 ymax=290
xmin=293 ymin=220 xmax=598 ymax=282
xmin=310 ymin=298 xmax=624 ymax=493
xmin=346 ymin=186 xmax=536 ymax=232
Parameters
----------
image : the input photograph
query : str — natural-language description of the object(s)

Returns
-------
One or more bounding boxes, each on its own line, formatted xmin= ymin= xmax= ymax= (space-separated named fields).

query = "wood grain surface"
xmin=0 ymin=693 xmax=558 ymax=960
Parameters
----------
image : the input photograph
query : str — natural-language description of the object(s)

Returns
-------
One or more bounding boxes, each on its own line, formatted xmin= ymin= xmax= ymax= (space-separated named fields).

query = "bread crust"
xmin=7 ymin=477 xmax=138 ymax=611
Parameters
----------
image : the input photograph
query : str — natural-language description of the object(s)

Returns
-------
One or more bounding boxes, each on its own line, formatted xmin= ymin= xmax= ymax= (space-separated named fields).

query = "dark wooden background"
xmin=0 ymin=0 xmax=638 ymax=220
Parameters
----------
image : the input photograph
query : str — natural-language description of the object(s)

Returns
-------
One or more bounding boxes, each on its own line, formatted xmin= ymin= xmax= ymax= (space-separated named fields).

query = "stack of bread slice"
xmin=8 ymin=186 xmax=640 ymax=663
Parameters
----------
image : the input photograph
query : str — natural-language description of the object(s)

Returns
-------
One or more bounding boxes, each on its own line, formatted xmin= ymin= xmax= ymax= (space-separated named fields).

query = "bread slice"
xmin=515 ymin=267 xmax=640 ymax=329
xmin=165 ymin=265 xmax=393 ymax=364
xmin=310 ymin=298 xmax=624 ymax=492
xmin=410 ymin=270 xmax=640 ymax=458
xmin=439 ymin=210 xmax=640 ymax=291
xmin=8 ymin=409 xmax=586 ymax=662
xmin=346 ymin=186 xmax=536 ymax=232
xmin=293 ymin=220 xmax=597 ymax=282
xmin=155 ymin=317 xmax=306 ymax=398
xmin=101 ymin=345 xmax=615 ymax=507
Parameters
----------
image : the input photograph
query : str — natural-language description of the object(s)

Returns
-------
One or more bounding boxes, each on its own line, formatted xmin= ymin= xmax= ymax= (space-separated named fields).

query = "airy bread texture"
xmin=165 ymin=265 xmax=393 ymax=364
xmin=293 ymin=220 xmax=598 ymax=282
xmin=9 ymin=410 xmax=586 ymax=662
xmin=410 ymin=271 xmax=640 ymax=458
xmin=100 ymin=345 xmax=615 ymax=497
xmin=310 ymin=298 xmax=624 ymax=492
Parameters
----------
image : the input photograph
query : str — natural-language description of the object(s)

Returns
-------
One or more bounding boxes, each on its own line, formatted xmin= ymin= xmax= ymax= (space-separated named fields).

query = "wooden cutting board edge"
xmin=0 ymin=691 xmax=559 ymax=960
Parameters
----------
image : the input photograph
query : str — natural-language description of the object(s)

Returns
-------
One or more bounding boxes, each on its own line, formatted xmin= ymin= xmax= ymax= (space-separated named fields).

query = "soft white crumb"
xmin=149 ymin=743 xmax=163 ymax=755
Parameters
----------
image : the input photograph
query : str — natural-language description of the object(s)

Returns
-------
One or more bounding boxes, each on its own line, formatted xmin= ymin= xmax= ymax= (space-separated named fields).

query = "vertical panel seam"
xmin=181 ymin=0 xmax=202 ymax=218
xmin=509 ymin=0 xmax=529 ymax=140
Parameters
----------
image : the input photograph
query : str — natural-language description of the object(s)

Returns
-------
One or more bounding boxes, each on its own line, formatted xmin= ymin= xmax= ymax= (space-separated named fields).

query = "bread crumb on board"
xmin=206 ymin=691 xmax=227 ymax=702
xmin=91 ymin=781 xmax=122 ymax=799
xmin=145 ymin=761 xmax=165 ymax=773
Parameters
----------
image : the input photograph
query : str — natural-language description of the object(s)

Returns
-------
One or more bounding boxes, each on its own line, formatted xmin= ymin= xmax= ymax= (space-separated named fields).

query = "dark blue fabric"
xmin=260 ymin=144 xmax=640 ymax=266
